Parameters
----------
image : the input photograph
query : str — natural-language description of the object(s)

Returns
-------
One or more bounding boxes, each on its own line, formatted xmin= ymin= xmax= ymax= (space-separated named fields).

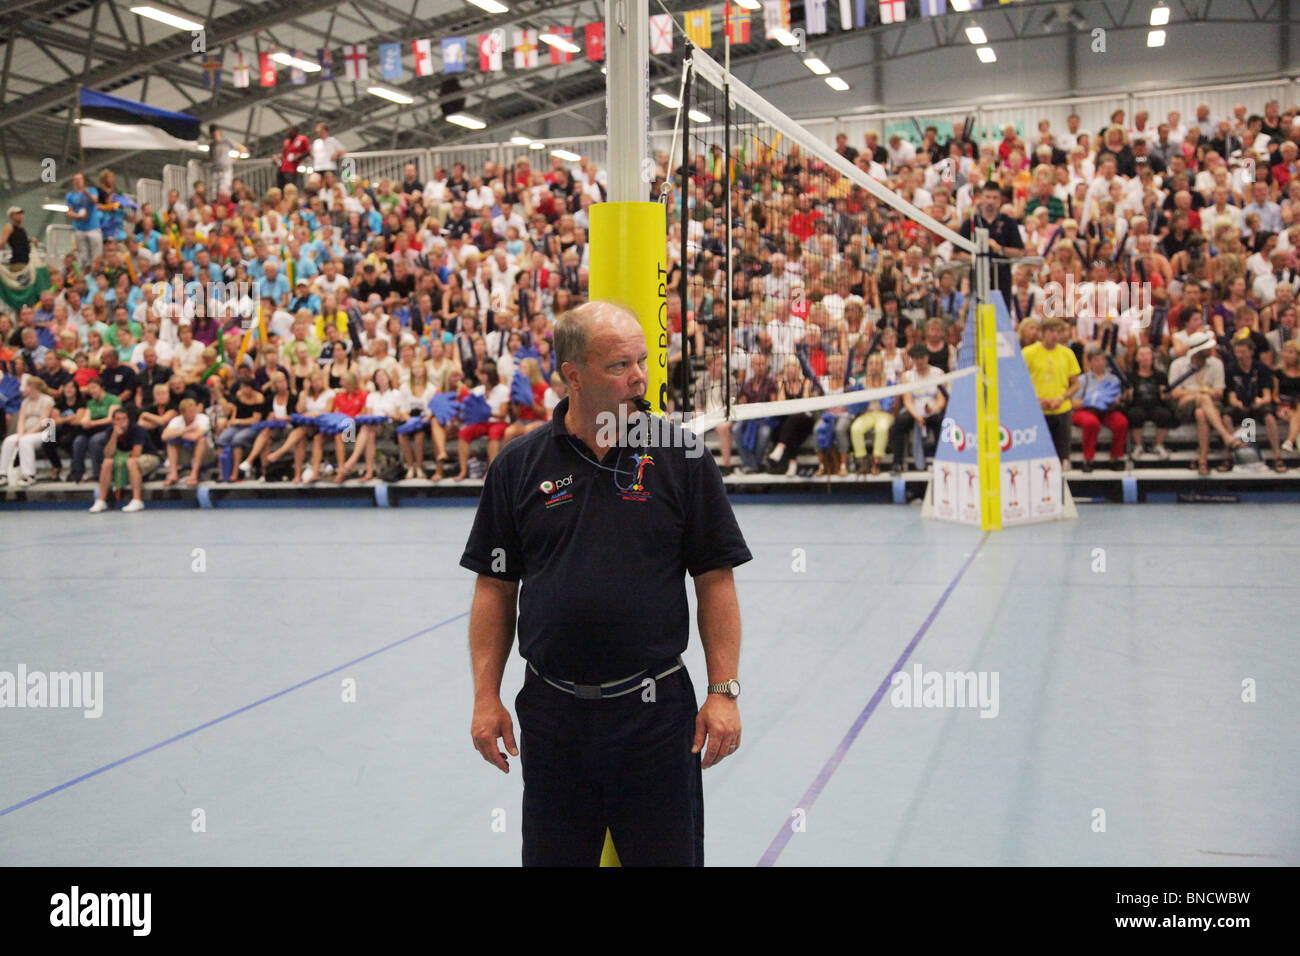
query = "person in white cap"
xmin=1168 ymin=330 xmax=1240 ymax=475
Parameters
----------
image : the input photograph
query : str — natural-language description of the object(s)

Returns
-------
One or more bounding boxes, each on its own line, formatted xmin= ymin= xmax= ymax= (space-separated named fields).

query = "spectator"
xmin=1072 ymin=347 xmax=1129 ymax=471
xmin=1223 ymin=337 xmax=1284 ymax=471
xmin=0 ymin=379 xmax=54 ymax=488
xmin=1022 ymin=317 xmax=1082 ymax=469
xmin=88 ymin=405 xmax=158 ymax=512
xmin=888 ymin=344 xmax=947 ymax=475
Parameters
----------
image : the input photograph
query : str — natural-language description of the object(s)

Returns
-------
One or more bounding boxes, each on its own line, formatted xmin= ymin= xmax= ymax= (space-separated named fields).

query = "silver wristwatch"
xmin=708 ymin=678 xmax=741 ymax=699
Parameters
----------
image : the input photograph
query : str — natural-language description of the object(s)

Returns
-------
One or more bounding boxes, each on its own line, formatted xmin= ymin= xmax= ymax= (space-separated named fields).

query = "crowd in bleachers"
xmin=3 ymin=97 xmax=1300 ymax=506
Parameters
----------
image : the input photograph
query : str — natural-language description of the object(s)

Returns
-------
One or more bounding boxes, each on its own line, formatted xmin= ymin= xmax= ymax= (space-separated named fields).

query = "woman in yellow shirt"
xmin=1021 ymin=317 xmax=1082 ymax=469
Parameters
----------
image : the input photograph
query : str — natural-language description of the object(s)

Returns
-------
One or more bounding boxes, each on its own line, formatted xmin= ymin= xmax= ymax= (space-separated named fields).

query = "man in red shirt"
xmin=788 ymin=194 xmax=822 ymax=242
xmin=279 ymin=125 xmax=311 ymax=190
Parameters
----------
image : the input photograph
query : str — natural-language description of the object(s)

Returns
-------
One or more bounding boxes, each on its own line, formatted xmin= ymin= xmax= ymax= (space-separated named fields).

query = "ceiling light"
xmin=551 ymin=148 xmax=581 ymax=161
xmin=539 ymin=33 xmax=580 ymax=53
xmin=735 ymin=0 xmax=762 ymax=8
xmin=950 ymin=0 xmax=971 ymax=10
xmin=510 ymin=133 xmax=532 ymax=146
xmin=271 ymin=52 xmax=321 ymax=72
xmin=803 ymin=57 xmax=830 ymax=75
xmin=446 ymin=113 xmax=486 ymax=129
xmin=1150 ymin=4 xmax=1170 ymax=26
xmin=465 ymin=0 xmax=509 ymax=14
xmin=1147 ymin=29 xmax=1166 ymax=46
xmin=976 ymin=46 xmax=997 ymax=63
xmin=129 ymin=4 xmax=204 ymax=32
xmin=825 ymin=76 xmax=850 ymax=91
xmin=769 ymin=27 xmax=798 ymax=46
xmin=652 ymin=92 xmax=681 ymax=109
xmin=965 ymin=26 xmax=987 ymax=44
xmin=528 ymin=141 xmax=545 ymax=150
xmin=688 ymin=109 xmax=711 ymax=123
xmin=43 ymin=203 xmax=69 ymax=212
xmin=369 ymin=86 xmax=414 ymax=104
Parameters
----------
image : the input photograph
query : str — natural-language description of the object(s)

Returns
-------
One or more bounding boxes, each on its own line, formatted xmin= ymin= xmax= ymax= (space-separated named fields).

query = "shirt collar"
xmin=549 ymin=394 xmax=571 ymax=440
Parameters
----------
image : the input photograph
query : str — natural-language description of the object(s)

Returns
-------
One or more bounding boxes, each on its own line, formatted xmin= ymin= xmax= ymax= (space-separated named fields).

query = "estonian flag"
xmin=77 ymin=87 xmax=200 ymax=152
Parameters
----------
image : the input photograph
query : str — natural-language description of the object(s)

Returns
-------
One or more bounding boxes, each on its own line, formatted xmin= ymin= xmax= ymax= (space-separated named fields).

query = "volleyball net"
xmin=666 ymin=45 xmax=979 ymax=429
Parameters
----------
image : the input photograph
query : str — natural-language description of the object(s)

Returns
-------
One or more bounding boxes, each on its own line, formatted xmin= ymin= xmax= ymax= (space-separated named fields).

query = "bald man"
xmin=461 ymin=301 xmax=752 ymax=866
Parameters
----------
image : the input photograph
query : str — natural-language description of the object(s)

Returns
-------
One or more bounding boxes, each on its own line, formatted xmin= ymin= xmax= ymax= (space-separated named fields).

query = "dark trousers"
xmin=889 ymin=409 xmax=942 ymax=467
xmin=515 ymin=660 xmax=704 ymax=866
xmin=771 ymin=412 xmax=815 ymax=466
xmin=1044 ymin=410 xmax=1073 ymax=461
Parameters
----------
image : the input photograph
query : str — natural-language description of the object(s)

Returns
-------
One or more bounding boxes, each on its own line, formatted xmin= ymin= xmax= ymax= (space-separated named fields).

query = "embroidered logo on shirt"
xmin=541 ymin=474 xmax=574 ymax=508
xmin=620 ymin=454 xmax=655 ymax=502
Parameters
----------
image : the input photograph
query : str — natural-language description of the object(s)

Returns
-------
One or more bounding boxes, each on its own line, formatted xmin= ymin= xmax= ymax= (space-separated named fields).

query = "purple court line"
xmin=757 ymin=532 xmax=991 ymax=867
xmin=0 ymin=611 xmax=469 ymax=820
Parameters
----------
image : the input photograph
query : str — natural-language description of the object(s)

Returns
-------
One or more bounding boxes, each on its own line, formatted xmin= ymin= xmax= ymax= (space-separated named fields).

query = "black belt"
xmin=527 ymin=656 xmax=684 ymax=700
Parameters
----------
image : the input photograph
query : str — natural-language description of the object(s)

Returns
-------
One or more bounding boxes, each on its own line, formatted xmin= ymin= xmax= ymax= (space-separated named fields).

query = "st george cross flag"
xmin=880 ymin=0 xmax=906 ymax=23
xmin=650 ymin=14 xmax=673 ymax=53
xmin=807 ymin=0 xmax=828 ymax=33
xmin=317 ymin=48 xmax=335 ymax=81
xmin=290 ymin=49 xmax=307 ymax=85
xmin=413 ymin=38 xmax=434 ymax=76
xmin=585 ymin=22 xmax=604 ymax=61
xmin=763 ymin=0 xmax=791 ymax=37
xmin=345 ymin=44 xmax=369 ymax=82
xmin=379 ymin=42 xmax=403 ymax=80
xmin=686 ymin=9 xmax=712 ymax=48
xmin=479 ymin=32 xmax=503 ymax=71
xmin=442 ymin=37 xmax=466 ymax=73
xmin=259 ymin=52 xmax=277 ymax=87
xmin=231 ymin=53 xmax=249 ymax=88
xmin=547 ymin=26 xmax=573 ymax=64
xmin=514 ymin=30 xmax=538 ymax=68
xmin=920 ymin=0 xmax=946 ymax=15
xmin=726 ymin=5 xmax=751 ymax=43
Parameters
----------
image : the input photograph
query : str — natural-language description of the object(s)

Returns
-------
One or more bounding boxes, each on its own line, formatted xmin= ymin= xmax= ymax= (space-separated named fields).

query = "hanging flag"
xmin=856 ymin=0 xmax=868 ymax=26
xmin=547 ymin=26 xmax=573 ymax=65
xmin=77 ymin=87 xmax=200 ymax=151
xmin=839 ymin=0 xmax=854 ymax=29
xmin=317 ymin=47 xmax=335 ymax=81
xmin=344 ymin=44 xmax=368 ymax=82
xmin=585 ymin=22 xmax=604 ymax=60
xmin=259 ymin=52 xmax=277 ymax=87
xmin=650 ymin=13 xmax=673 ymax=54
xmin=200 ymin=53 xmax=223 ymax=89
xmin=879 ymin=0 xmax=906 ymax=22
xmin=514 ymin=29 xmax=538 ymax=68
xmin=686 ymin=9 xmax=712 ymax=48
xmin=764 ymin=1 xmax=791 ymax=39
xmin=413 ymin=38 xmax=434 ymax=76
xmin=442 ymin=37 xmax=466 ymax=73
xmin=726 ymin=5 xmax=751 ymax=43
xmin=231 ymin=52 xmax=250 ymax=88
xmin=479 ymin=32 xmax=503 ymax=71
xmin=807 ymin=0 xmax=828 ymax=33
xmin=920 ymin=0 xmax=946 ymax=15
xmin=290 ymin=49 xmax=307 ymax=85
xmin=379 ymin=42 xmax=403 ymax=80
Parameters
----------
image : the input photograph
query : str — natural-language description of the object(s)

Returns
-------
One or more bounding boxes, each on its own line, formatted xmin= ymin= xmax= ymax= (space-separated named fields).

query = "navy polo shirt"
xmin=460 ymin=395 xmax=752 ymax=683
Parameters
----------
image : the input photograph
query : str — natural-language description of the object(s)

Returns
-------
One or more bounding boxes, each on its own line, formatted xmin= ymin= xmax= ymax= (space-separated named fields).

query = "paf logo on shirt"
xmin=540 ymin=474 xmax=574 ymax=508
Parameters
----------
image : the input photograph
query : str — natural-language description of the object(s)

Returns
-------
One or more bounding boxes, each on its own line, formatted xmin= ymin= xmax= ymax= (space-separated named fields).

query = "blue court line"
xmin=0 ymin=611 xmax=469 ymax=820
xmin=757 ymin=532 xmax=990 ymax=867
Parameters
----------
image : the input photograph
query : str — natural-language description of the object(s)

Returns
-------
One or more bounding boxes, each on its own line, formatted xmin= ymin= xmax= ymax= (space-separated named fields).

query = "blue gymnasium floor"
xmin=0 ymin=504 xmax=1296 ymax=867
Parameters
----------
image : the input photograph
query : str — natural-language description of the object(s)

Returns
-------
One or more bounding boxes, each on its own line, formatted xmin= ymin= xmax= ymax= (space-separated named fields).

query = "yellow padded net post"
xmin=976 ymin=302 xmax=1002 ymax=531
xmin=589 ymin=202 xmax=669 ymax=415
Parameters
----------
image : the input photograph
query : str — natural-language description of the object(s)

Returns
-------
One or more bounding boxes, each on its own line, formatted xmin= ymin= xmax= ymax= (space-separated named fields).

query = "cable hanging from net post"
xmin=680 ymin=49 xmax=692 ymax=422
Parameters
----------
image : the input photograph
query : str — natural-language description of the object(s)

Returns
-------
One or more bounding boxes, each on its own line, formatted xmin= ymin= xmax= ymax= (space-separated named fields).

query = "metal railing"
xmin=136 ymin=177 xmax=164 ymax=216
xmin=44 ymin=224 xmax=75 ymax=262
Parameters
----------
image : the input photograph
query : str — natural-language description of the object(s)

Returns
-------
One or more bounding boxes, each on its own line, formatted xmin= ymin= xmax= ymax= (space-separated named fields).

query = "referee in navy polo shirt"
xmin=461 ymin=300 xmax=752 ymax=866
